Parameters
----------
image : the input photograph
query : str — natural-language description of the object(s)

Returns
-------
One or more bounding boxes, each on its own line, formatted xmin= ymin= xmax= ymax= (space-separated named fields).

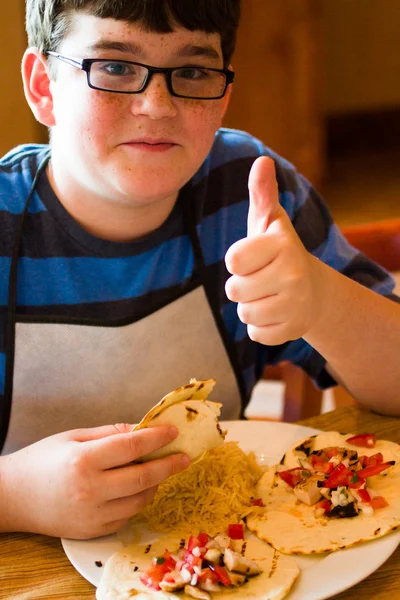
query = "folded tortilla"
xmin=96 ymin=534 xmax=300 ymax=600
xmin=246 ymin=431 xmax=400 ymax=554
xmin=133 ymin=379 xmax=226 ymax=462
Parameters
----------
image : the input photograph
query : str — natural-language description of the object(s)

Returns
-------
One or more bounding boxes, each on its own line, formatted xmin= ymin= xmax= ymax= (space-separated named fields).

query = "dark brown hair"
xmin=26 ymin=0 xmax=241 ymax=67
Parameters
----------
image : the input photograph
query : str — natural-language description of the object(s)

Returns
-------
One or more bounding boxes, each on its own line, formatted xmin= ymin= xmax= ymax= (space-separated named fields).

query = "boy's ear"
xmin=22 ymin=48 xmax=56 ymax=127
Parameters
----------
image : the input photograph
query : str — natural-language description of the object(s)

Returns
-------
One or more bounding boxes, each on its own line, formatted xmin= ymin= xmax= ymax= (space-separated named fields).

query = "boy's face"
xmin=47 ymin=14 xmax=231 ymax=209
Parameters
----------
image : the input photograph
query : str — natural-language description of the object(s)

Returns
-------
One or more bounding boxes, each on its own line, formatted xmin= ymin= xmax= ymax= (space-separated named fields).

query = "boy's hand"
xmin=0 ymin=424 xmax=189 ymax=539
xmin=225 ymin=156 xmax=323 ymax=346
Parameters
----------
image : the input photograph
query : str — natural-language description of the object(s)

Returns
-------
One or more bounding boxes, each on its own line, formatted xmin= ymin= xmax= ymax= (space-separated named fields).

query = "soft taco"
xmin=133 ymin=379 xmax=226 ymax=462
xmin=246 ymin=431 xmax=400 ymax=554
xmin=96 ymin=529 xmax=300 ymax=600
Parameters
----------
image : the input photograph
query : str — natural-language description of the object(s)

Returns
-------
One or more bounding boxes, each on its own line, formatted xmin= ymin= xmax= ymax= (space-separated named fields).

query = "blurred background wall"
xmin=0 ymin=0 xmax=44 ymax=153
xmin=1 ymin=0 xmax=399 ymax=226
xmin=223 ymin=0 xmax=400 ymax=226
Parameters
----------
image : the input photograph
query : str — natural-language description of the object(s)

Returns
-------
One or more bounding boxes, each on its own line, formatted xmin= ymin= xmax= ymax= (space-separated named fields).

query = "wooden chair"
xmin=261 ymin=362 xmax=324 ymax=422
xmin=332 ymin=219 xmax=400 ymax=409
xmin=258 ymin=219 xmax=400 ymax=422
xmin=341 ymin=219 xmax=400 ymax=272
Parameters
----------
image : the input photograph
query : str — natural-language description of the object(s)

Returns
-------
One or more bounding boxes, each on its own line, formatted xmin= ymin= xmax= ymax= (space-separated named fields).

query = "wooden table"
xmin=1 ymin=405 xmax=399 ymax=600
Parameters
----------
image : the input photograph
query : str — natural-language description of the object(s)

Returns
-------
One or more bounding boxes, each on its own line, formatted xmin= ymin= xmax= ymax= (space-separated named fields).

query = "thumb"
xmin=247 ymin=156 xmax=280 ymax=237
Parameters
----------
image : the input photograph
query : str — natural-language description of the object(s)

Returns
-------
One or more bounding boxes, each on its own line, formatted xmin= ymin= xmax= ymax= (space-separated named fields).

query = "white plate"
xmin=62 ymin=420 xmax=400 ymax=600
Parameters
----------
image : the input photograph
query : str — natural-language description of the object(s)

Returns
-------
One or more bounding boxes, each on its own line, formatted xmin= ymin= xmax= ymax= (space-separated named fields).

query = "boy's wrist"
xmin=0 ymin=454 xmax=27 ymax=533
xmin=304 ymin=255 xmax=342 ymax=343
xmin=0 ymin=455 xmax=13 ymax=531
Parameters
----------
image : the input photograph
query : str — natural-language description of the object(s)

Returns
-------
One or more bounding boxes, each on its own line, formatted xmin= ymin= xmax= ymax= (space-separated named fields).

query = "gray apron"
xmin=0 ymin=153 xmax=245 ymax=454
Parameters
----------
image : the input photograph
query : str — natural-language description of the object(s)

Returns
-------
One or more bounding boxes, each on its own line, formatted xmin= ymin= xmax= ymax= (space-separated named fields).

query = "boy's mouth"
xmin=122 ymin=138 xmax=178 ymax=152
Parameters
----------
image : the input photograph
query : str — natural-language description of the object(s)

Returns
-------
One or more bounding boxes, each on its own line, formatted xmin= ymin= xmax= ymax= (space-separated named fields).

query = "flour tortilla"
xmin=96 ymin=534 xmax=300 ymax=600
xmin=246 ymin=431 xmax=400 ymax=554
xmin=133 ymin=379 xmax=226 ymax=462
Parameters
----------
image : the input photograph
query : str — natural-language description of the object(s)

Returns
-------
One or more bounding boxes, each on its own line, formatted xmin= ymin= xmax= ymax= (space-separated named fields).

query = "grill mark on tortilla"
xmin=374 ymin=528 xmax=381 ymax=535
xmin=268 ymin=551 xmax=279 ymax=578
xmin=240 ymin=541 xmax=247 ymax=556
xmin=180 ymin=538 xmax=186 ymax=549
xmin=144 ymin=544 xmax=152 ymax=554
xmin=185 ymin=407 xmax=199 ymax=421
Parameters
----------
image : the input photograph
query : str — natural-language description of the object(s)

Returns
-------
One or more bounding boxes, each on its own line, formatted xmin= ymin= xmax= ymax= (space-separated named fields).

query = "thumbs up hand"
xmin=225 ymin=156 xmax=322 ymax=346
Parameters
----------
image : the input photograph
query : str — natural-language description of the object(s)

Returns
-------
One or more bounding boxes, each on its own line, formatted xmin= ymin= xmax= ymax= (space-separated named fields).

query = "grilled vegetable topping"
xmin=279 ymin=436 xmax=395 ymax=519
xmin=140 ymin=531 xmax=262 ymax=596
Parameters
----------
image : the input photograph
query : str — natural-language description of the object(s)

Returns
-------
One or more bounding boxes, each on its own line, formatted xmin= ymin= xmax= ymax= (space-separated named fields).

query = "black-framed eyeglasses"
xmin=46 ymin=51 xmax=234 ymax=100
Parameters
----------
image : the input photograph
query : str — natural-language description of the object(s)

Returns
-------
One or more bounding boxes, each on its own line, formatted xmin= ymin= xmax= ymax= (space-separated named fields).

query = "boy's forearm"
xmin=304 ymin=257 xmax=400 ymax=415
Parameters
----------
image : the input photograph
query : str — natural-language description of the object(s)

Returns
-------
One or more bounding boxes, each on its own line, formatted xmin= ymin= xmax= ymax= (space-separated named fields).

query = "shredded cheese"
xmin=130 ymin=442 xmax=263 ymax=536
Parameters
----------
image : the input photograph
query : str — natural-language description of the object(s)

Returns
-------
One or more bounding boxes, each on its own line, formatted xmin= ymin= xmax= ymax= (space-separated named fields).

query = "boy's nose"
xmin=130 ymin=73 xmax=177 ymax=119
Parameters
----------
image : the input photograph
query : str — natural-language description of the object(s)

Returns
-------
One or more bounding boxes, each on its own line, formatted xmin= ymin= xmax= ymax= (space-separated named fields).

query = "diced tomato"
xmin=360 ymin=452 xmax=384 ymax=468
xmin=357 ymin=489 xmax=371 ymax=503
xmin=140 ymin=573 xmax=160 ymax=590
xmin=208 ymin=564 xmax=231 ymax=586
xmin=370 ymin=496 xmax=389 ymax=509
xmin=198 ymin=532 xmax=209 ymax=547
xmin=357 ymin=461 xmax=395 ymax=479
xmin=187 ymin=535 xmax=200 ymax=552
xmin=198 ymin=568 xmax=219 ymax=585
xmin=140 ymin=566 xmax=166 ymax=590
xmin=163 ymin=573 xmax=176 ymax=583
xmin=311 ymin=453 xmax=326 ymax=466
xmin=145 ymin=549 xmax=176 ymax=589
xmin=346 ymin=433 xmax=376 ymax=448
xmin=314 ymin=499 xmax=331 ymax=514
xmin=324 ymin=447 xmax=340 ymax=459
xmin=311 ymin=455 xmax=335 ymax=474
xmin=152 ymin=551 xmax=176 ymax=571
xmin=252 ymin=498 xmax=265 ymax=507
xmin=323 ymin=463 xmax=352 ymax=488
xmin=183 ymin=551 xmax=202 ymax=569
xmin=227 ymin=523 xmax=244 ymax=540
xmin=347 ymin=471 xmax=366 ymax=489
xmin=322 ymin=462 xmax=335 ymax=474
xmin=278 ymin=467 xmax=311 ymax=488
xmin=162 ymin=550 xmax=176 ymax=571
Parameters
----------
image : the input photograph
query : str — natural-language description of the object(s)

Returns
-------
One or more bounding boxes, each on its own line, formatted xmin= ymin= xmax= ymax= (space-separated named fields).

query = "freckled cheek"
xmin=87 ymin=94 xmax=127 ymax=125
xmin=185 ymin=105 xmax=222 ymax=148
xmin=72 ymin=95 xmax=127 ymax=149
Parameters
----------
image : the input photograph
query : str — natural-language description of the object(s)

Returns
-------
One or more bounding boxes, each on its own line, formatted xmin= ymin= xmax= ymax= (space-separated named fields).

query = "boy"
xmin=0 ymin=0 xmax=399 ymax=539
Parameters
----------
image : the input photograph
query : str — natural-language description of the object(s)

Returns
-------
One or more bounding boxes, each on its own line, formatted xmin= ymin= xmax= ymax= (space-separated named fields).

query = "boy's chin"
xmin=111 ymin=179 xmax=180 ymax=206
xmin=107 ymin=168 xmax=185 ymax=202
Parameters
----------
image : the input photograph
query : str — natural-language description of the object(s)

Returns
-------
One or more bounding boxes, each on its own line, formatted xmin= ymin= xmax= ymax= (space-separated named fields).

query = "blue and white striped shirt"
xmin=0 ymin=128 xmax=397 ymax=417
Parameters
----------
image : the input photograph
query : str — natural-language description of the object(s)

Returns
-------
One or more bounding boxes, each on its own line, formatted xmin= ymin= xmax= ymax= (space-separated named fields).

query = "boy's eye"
xmin=100 ymin=61 xmax=136 ymax=76
xmin=175 ymin=67 xmax=210 ymax=80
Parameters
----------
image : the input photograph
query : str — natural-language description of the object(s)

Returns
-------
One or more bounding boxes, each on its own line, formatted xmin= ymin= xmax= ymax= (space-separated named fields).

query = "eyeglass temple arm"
xmin=46 ymin=52 xmax=83 ymax=69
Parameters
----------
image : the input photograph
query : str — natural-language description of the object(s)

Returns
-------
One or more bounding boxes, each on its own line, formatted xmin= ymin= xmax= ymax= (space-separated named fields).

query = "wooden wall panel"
xmin=0 ymin=0 xmax=43 ymax=156
xmin=322 ymin=0 xmax=400 ymax=114
xmin=224 ymin=0 xmax=324 ymax=187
